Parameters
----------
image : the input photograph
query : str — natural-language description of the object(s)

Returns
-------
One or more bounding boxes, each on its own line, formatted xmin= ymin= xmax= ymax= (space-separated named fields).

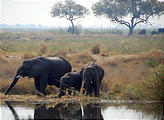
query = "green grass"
xmin=0 ymin=31 xmax=164 ymax=55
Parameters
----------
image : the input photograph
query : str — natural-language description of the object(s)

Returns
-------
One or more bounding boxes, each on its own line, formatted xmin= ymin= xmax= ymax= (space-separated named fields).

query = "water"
xmin=0 ymin=101 xmax=163 ymax=120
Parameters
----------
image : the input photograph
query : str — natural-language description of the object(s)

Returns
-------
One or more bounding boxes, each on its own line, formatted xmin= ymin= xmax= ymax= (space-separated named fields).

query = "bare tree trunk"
xmin=128 ymin=26 xmax=134 ymax=36
xmin=70 ymin=20 xmax=75 ymax=34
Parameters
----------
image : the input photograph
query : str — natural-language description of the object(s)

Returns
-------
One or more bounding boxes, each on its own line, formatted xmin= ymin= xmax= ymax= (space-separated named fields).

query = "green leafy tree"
xmin=92 ymin=0 xmax=164 ymax=36
xmin=51 ymin=0 xmax=89 ymax=34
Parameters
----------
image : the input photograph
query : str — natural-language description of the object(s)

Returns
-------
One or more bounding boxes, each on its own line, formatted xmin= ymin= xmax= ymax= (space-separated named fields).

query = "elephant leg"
xmin=86 ymin=88 xmax=92 ymax=95
xmin=58 ymin=85 xmax=66 ymax=98
xmin=82 ymin=89 xmax=86 ymax=95
xmin=34 ymin=77 xmax=41 ymax=92
xmin=83 ymin=85 xmax=92 ymax=96
xmin=68 ymin=89 xmax=72 ymax=95
xmin=86 ymin=90 xmax=91 ymax=95
xmin=39 ymin=74 xmax=48 ymax=96
xmin=58 ymin=90 xmax=65 ymax=98
xmin=86 ymin=91 xmax=89 ymax=95
xmin=34 ymin=77 xmax=43 ymax=96
xmin=94 ymin=84 xmax=99 ymax=97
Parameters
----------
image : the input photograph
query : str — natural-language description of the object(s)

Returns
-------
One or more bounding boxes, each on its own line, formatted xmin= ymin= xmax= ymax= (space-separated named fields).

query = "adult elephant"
xmin=4 ymin=56 xmax=72 ymax=96
xmin=80 ymin=62 xmax=104 ymax=97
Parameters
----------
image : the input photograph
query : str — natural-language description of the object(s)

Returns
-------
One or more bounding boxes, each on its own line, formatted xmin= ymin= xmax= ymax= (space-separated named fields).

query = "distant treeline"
xmin=0 ymin=27 xmax=163 ymax=35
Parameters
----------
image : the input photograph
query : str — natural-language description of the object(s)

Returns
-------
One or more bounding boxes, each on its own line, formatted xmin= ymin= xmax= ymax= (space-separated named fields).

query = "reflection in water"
xmin=5 ymin=101 xmax=19 ymax=120
xmin=83 ymin=103 xmax=103 ymax=120
xmin=34 ymin=103 xmax=82 ymax=119
xmin=1 ymin=102 xmax=33 ymax=120
xmin=34 ymin=102 xmax=103 ymax=119
xmin=1 ymin=101 xmax=164 ymax=120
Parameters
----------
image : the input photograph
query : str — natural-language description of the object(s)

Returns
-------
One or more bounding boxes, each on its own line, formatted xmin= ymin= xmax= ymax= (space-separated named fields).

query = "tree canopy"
xmin=92 ymin=0 xmax=164 ymax=36
xmin=51 ymin=0 xmax=89 ymax=34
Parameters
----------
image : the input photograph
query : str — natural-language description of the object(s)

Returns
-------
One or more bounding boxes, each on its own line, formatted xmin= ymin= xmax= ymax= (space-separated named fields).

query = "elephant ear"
xmin=23 ymin=60 xmax=33 ymax=70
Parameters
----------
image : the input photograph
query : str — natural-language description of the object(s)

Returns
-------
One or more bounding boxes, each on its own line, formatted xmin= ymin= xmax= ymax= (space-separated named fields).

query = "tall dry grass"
xmin=99 ymin=51 xmax=164 ymax=100
xmin=67 ymin=51 xmax=95 ymax=71
xmin=0 ymin=50 xmax=163 ymax=100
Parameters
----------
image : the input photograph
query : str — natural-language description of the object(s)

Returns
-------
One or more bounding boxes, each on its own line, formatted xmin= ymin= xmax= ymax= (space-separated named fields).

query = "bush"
xmin=91 ymin=45 xmax=100 ymax=54
xmin=147 ymin=59 xmax=159 ymax=68
xmin=38 ymin=43 xmax=47 ymax=56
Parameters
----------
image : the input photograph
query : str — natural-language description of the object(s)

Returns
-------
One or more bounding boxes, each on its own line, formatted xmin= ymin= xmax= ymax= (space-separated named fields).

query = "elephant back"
xmin=57 ymin=56 xmax=72 ymax=72
xmin=42 ymin=56 xmax=72 ymax=87
xmin=61 ymin=71 xmax=82 ymax=88
xmin=47 ymin=56 xmax=72 ymax=73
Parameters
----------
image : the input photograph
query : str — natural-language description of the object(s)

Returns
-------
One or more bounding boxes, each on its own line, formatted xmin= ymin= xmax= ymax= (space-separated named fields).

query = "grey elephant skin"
xmin=4 ymin=56 xmax=72 ymax=96
xmin=80 ymin=63 xmax=104 ymax=97
xmin=58 ymin=71 xmax=82 ymax=97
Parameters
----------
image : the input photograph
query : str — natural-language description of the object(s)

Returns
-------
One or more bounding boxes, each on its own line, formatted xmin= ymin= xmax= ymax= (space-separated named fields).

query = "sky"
xmin=0 ymin=0 xmax=164 ymax=28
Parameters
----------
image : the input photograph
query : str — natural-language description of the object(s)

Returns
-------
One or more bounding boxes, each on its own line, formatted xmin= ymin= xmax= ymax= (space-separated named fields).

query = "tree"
xmin=92 ymin=0 xmax=164 ymax=36
xmin=51 ymin=0 xmax=89 ymax=34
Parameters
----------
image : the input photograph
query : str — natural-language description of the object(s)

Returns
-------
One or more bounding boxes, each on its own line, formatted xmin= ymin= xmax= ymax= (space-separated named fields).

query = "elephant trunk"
xmin=4 ymin=75 xmax=20 ymax=95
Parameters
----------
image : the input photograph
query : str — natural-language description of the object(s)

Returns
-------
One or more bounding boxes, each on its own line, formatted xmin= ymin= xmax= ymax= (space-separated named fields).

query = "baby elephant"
xmin=58 ymin=71 xmax=82 ymax=97
xmin=80 ymin=62 xmax=104 ymax=97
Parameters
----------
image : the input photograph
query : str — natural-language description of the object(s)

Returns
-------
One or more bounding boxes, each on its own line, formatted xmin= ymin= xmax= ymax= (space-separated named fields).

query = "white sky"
xmin=0 ymin=0 xmax=164 ymax=28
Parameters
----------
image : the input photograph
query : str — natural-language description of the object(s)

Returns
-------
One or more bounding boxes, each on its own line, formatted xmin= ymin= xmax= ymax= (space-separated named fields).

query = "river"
xmin=0 ymin=101 xmax=163 ymax=120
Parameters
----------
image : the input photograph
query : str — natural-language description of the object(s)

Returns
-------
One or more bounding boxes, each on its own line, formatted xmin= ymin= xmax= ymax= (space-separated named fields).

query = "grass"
xmin=0 ymin=31 xmax=164 ymax=55
xmin=0 ymin=30 xmax=164 ymax=101
xmin=100 ymin=51 xmax=164 ymax=100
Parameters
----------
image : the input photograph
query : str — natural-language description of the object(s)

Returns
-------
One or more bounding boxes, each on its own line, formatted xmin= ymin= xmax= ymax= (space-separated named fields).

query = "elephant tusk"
xmin=10 ymin=78 xmax=14 ymax=80
xmin=90 ymin=81 xmax=92 ymax=84
xmin=16 ymin=75 xmax=21 ymax=78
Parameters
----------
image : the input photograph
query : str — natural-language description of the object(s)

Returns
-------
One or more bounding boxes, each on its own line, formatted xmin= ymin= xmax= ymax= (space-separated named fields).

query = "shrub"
xmin=91 ymin=44 xmax=100 ymax=54
xmin=147 ymin=59 xmax=159 ymax=68
xmin=38 ymin=43 xmax=47 ymax=55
